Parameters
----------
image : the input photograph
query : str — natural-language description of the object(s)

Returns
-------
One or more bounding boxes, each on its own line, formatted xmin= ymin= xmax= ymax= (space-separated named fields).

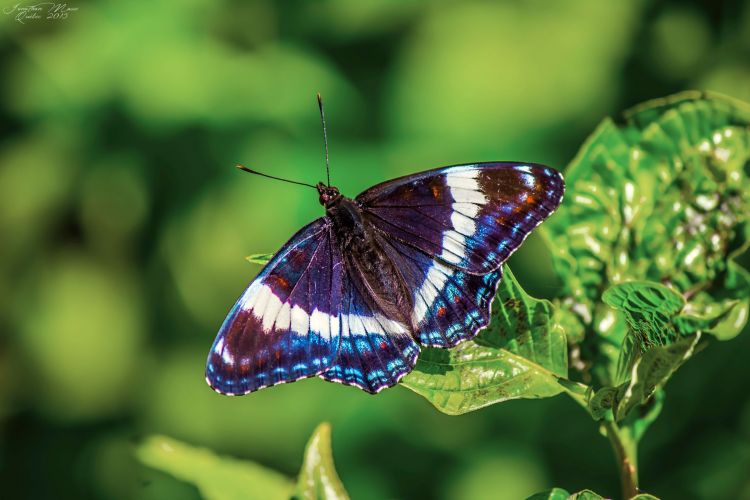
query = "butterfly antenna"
xmin=236 ymin=165 xmax=317 ymax=190
xmin=317 ymin=92 xmax=331 ymax=187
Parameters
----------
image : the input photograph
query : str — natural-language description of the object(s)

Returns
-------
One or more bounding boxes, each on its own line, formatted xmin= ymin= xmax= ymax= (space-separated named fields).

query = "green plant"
xmin=139 ymin=92 xmax=749 ymax=499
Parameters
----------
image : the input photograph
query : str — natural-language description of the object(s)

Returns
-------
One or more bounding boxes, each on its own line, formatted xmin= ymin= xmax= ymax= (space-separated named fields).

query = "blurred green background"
xmin=1 ymin=1 xmax=750 ymax=499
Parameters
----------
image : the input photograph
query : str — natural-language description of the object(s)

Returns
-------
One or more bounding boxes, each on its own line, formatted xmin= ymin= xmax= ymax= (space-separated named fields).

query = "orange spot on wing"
xmin=437 ymin=307 xmax=446 ymax=317
xmin=379 ymin=341 xmax=387 ymax=350
xmin=525 ymin=194 xmax=535 ymax=204
xmin=268 ymin=274 xmax=291 ymax=292
xmin=431 ymin=185 xmax=441 ymax=199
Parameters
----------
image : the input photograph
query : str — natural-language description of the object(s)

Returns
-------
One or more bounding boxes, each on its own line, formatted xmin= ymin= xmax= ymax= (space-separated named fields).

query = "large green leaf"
xmin=136 ymin=435 xmax=294 ymax=500
xmin=296 ymin=423 xmax=350 ymax=500
xmin=402 ymin=266 xmax=575 ymax=415
xmin=543 ymin=91 xmax=750 ymax=385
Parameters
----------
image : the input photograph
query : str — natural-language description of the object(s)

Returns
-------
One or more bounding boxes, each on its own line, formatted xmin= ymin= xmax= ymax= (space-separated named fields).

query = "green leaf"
xmin=552 ymin=304 xmax=586 ymax=345
xmin=682 ymin=261 xmax=750 ymax=340
xmin=526 ymin=488 xmax=572 ymax=500
xmin=602 ymin=281 xmax=687 ymax=382
xmin=528 ymin=488 xmax=660 ymax=500
xmin=245 ymin=253 xmax=274 ymax=265
xmin=136 ymin=435 xmax=294 ymax=500
xmin=588 ymin=386 xmax=621 ymax=420
xmin=603 ymin=281 xmax=684 ymax=348
xmin=614 ymin=334 xmax=700 ymax=420
xmin=591 ymin=280 xmax=712 ymax=421
xmin=543 ymin=91 xmax=750 ymax=385
xmin=589 ymin=334 xmax=700 ymax=422
xmin=402 ymin=266 xmax=574 ymax=415
xmin=296 ymin=423 xmax=350 ymax=500
xmin=569 ymin=491 xmax=604 ymax=500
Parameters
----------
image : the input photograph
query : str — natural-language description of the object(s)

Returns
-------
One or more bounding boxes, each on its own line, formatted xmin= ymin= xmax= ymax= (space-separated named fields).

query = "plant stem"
xmin=558 ymin=378 xmax=590 ymax=410
xmin=603 ymin=420 xmax=638 ymax=499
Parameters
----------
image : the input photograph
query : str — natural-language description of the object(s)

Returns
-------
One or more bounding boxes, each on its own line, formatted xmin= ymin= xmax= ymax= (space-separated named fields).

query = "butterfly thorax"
xmin=325 ymin=195 xmax=366 ymax=243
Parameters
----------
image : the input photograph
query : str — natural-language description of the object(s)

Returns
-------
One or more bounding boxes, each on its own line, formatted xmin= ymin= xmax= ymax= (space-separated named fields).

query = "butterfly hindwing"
xmin=358 ymin=162 xmax=564 ymax=274
xmin=206 ymin=219 xmax=343 ymax=395
xmin=378 ymin=234 xmax=503 ymax=347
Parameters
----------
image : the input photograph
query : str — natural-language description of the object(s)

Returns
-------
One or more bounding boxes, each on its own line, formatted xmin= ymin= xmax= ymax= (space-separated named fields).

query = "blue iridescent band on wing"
xmin=318 ymin=275 xmax=420 ymax=393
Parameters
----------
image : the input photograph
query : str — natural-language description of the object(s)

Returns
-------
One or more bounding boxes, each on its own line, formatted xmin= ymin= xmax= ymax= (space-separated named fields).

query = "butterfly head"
xmin=316 ymin=183 xmax=341 ymax=207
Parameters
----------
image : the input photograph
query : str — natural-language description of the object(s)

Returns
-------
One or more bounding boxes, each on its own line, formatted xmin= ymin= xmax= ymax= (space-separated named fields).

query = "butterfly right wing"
xmin=205 ymin=218 xmax=343 ymax=395
xmin=354 ymin=163 xmax=563 ymax=348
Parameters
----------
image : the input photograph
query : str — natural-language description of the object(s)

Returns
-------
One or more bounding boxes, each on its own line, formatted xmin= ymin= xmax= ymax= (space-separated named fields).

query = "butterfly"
xmin=205 ymin=160 xmax=564 ymax=395
xmin=205 ymin=95 xmax=564 ymax=396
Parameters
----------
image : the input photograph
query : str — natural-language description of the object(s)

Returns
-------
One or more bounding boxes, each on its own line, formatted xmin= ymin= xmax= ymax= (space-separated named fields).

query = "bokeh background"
xmin=1 ymin=1 xmax=750 ymax=499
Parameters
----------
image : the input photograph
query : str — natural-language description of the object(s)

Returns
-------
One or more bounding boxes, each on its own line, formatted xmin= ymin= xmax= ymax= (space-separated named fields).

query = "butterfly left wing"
xmin=206 ymin=218 xmax=343 ymax=395
xmin=357 ymin=162 xmax=564 ymax=274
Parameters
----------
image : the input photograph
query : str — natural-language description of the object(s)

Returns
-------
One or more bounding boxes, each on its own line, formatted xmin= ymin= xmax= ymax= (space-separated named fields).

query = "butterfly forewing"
xmin=357 ymin=162 xmax=564 ymax=274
